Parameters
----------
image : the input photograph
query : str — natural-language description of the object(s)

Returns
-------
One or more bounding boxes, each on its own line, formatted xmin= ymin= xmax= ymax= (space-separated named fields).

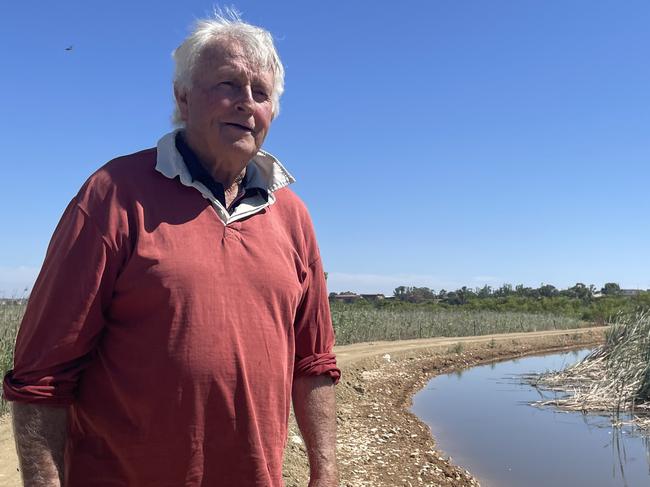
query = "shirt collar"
xmin=174 ymin=132 xmax=231 ymax=205
xmin=155 ymin=128 xmax=296 ymax=196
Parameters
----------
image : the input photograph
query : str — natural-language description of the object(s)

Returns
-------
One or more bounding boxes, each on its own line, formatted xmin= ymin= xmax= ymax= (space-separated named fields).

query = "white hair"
xmin=171 ymin=8 xmax=285 ymax=125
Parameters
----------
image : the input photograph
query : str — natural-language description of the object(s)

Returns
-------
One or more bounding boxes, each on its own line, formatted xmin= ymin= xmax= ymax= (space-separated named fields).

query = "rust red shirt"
xmin=3 ymin=142 xmax=339 ymax=486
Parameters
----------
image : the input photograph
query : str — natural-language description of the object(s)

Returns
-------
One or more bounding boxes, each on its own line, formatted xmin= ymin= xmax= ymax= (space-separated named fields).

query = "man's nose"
xmin=235 ymin=86 xmax=255 ymax=113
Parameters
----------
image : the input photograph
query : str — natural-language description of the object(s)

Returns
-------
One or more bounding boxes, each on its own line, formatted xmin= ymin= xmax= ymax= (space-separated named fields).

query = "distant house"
xmin=330 ymin=293 xmax=362 ymax=304
xmin=330 ymin=292 xmax=387 ymax=303
xmin=620 ymin=289 xmax=644 ymax=297
xmin=360 ymin=294 xmax=385 ymax=302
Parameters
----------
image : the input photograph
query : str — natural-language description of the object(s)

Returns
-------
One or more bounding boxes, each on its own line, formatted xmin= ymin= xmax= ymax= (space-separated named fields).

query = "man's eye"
xmin=253 ymin=90 xmax=269 ymax=100
xmin=212 ymin=81 xmax=234 ymax=90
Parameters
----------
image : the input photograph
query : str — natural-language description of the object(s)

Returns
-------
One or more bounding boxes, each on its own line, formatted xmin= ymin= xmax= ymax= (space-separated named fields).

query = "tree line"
xmin=338 ymin=282 xmax=650 ymax=324
xmin=393 ymin=282 xmax=624 ymax=305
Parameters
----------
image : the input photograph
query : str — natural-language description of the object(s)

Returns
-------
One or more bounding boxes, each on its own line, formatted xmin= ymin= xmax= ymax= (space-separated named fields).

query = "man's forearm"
xmin=292 ymin=374 xmax=338 ymax=486
xmin=12 ymin=402 xmax=68 ymax=487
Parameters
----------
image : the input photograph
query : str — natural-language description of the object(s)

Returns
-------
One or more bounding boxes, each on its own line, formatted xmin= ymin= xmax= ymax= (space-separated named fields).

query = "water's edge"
xmin=411 ymin=343 xmax=649 ymax=487
xmin=354 ymin=329 xmax=607 ymax=486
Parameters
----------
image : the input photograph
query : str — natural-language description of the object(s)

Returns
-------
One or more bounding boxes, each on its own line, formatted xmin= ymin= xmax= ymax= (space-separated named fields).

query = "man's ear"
xmin=174 ymin=83 xmax=189 ymax=121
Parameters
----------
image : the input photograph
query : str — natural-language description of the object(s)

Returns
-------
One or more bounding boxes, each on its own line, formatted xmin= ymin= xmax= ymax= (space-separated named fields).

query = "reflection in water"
xmin=614 ymin=427 xmax=630 ymax=487
xmin=530 ymin=382 xmax=649 ymax=487
xmin=609 ymin=422 xmax=650 ymax=487
xmin=525 ymin=363 xmax=650 ymax=487
xmin=412 ymin=350 xmax=650 ymax=487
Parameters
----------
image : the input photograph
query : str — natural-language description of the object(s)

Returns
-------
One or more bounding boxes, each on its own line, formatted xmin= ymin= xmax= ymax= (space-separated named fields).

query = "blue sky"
xmin=1 ymin=1 xmax=648 ymax=296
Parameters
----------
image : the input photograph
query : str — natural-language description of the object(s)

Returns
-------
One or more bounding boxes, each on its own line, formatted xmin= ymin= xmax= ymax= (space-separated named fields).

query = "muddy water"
xmin=412 ymin=350 xmax=650 ymax=487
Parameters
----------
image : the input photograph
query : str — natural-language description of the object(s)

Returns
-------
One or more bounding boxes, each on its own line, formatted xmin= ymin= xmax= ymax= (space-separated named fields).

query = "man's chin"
xmin=218 ymin=143 xmax=258 ymax=165
xmin=229 ymin=139 xmax=262 ymax=158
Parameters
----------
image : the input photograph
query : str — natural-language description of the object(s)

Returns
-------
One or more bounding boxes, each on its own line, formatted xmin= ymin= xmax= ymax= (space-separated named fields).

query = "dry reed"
xmin=532 ymin=312 xmax=650 ymax=430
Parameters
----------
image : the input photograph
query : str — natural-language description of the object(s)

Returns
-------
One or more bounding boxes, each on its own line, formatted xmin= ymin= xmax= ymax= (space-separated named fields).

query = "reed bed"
xmin=532 ymin=312 xmax=650 ymax=430
xmin=1 ymin=301 xmax=24 ymax=414
xmin=331 ymin=304 xmax=585 ymax=345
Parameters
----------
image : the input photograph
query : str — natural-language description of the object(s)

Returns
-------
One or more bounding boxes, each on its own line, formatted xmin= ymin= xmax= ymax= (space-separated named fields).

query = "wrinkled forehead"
xmin=194 ymin=39 xmax=274 ymax=80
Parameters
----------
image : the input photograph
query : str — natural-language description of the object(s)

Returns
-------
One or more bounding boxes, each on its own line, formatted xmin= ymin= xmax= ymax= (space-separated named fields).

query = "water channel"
xmin=411 ymin=349 xmax=650 ymax=487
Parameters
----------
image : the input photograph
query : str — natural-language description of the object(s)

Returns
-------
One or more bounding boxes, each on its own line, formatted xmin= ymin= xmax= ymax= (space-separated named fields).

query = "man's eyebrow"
xmin=213 ymin=65 xmax=239 ymax=74
xmin=253 ymin=77 xmax=271 ymax=86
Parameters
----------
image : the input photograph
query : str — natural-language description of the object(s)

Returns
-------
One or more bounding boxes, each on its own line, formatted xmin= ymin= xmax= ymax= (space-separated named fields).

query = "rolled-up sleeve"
xmin=2 ymin=198 xmax=119 ymax=406
xmin=293 ymin=256 xmax=340 ymax=384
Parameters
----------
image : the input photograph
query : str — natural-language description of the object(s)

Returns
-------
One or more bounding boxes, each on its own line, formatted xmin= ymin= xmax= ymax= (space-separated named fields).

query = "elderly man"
xmin=3 ymin=13 xmax=339 ymax=487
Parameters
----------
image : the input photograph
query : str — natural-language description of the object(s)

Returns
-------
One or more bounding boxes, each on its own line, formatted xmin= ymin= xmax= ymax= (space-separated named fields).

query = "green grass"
xmin=1 ymin=301 xmax=24 ymax=414
xmin=331 ymin=301 xmax=586 ymax=345
xmin=449 ymin=342 xmax=464 ymax=354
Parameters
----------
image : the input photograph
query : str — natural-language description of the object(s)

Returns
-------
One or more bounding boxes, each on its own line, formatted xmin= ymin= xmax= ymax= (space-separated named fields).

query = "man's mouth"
xmin=225 ymin=122 xmax=253 ymax=132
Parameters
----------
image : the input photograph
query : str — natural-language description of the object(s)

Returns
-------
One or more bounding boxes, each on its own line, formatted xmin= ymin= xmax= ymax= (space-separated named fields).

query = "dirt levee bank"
xmin=285 ymin=327 xmax=605 ymax=486
xmin=1 ymin=328 xmax=604 ymax=487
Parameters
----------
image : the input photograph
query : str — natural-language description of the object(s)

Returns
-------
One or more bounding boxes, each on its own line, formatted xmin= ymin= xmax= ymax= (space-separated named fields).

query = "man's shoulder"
xmin=74 ymin=147 xmax=164 ymax=213
xmin=272 ymin=187 xmax=308 ymax=215
xmin=270 ymin=187 xmax=322 ymax=253
xmin=89 ymin=147 xmax=157 ymax=187
xmin=272 ymin=187 xmax=318 ymax=228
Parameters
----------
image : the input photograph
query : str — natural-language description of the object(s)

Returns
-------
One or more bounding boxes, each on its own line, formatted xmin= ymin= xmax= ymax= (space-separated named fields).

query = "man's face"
xmin=175 ymin=41 xmax=275 ymax=173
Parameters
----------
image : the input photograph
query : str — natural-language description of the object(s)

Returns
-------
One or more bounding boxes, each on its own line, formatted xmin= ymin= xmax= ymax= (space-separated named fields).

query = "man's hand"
xmin=12 ymin=402 xmax=68 ymax=487
xmin=292 ymin=374 xmax=338 ymax=486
